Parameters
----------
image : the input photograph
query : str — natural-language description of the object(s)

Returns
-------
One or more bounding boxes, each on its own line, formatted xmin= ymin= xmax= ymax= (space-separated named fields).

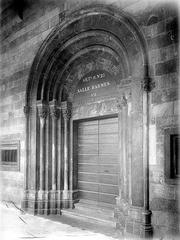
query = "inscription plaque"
xmin=74 ymin=70 xmax=118 ymax=105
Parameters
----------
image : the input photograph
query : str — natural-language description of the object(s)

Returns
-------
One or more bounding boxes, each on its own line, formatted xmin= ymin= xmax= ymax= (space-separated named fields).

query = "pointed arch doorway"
xmin=22 ymin=4 xmax=153 ymax=237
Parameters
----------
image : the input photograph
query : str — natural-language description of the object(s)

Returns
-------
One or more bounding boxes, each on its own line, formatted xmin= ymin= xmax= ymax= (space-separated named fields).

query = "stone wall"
xmin=0 ymin=0 xmax=63 ymax=204
xmin=141 ymin=3 xmax=179 ymax=236
xmin=0 ymin=0 xmax=179 ymax=237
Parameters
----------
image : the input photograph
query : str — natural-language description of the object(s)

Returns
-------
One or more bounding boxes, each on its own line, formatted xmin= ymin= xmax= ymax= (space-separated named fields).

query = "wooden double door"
xmin=77 ymin=117 xmax=119 ymax=206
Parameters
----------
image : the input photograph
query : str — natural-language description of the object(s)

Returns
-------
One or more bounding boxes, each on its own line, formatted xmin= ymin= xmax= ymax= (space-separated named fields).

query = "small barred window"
xmin=164 ymin=128 xmax=179 ymax=184
xmin=1 ymin=149 xmax=17 ymax=163
xmin=0 ymin=141 xmax=20 ymax=171
xmin=170 ymin=134 xmax=179 ymax=179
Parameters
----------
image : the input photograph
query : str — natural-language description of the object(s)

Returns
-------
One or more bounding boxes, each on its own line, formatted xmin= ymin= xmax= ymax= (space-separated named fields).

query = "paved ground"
xmin=0 ymin=201 xmax=124 ymax=240
xmin=1 ymin=201 xmax=179 ymax=240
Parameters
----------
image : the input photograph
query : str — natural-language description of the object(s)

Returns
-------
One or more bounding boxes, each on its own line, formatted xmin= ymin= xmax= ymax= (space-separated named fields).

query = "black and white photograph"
xmin=0 ymin=0 xmax=179 ymax=239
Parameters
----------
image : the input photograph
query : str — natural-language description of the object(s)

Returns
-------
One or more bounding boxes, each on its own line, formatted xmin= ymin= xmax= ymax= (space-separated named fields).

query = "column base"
xmin=37 ymin=190 xmax=46 ymax=214
xmin=44 ymin=191 xmax=50 ymax=215
xmin=21 ymin=190 xmax=38 ymax=215
xmin=62 ymin=190 xmax=71 ymax=208
xmin=21 ymin=190 xmax=78 ymax=214
xmin=62 ymin=190 xmax=78 ymax=209
xmin=115 ymin=197 xmax=153 ymax=238
xmin=49 ymin=190 xmax=57 ymax=214
xmin=141 ymin=210 xmax=153 ymax=238
xmin=21 ymin=190 xmax=63 ymax=215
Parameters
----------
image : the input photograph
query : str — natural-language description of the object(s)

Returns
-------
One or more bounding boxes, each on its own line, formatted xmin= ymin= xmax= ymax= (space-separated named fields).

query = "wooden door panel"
xmin=99 ymin=184 xmax=119 ymax=195
xmin=77 ymin=117 xmax=119 ymax=205
xmin=99 ymin=174 xmax=119 ymax=185
xmin=98 ymin=155 xmax=119 ymax=164
xmin=79 ymin=120 xmax=98 ymax=126
xmin=78 ymin=135 xmax=98 ymax=144
xmin=78 ymin=124 xmax=98 ymax=135
xmin=78 ymin=155 xmax=99 ymax=164
xmin=79 ymin=172 xmax=118 ymax=185
xmin=78 ymin=164 xmax=100 ymax=173
xmin=99 ymin=144 xmax=119 ymax=154
xmin=78 ymin=182 xmax=118 ymax=196
xmin=79 ymin=191 xmax=99 ymax=201
xmin=98 ymin=193 xmax=116 ymax=204
xmin=78 ymin=144 xmax=98 ymax=154
xmin=78 ymin=173 xmax=98 ymax=182
xmin=99 ymin=118 xmax=118 ymax=124
xmin=99 ymin=124 xmax=118 ymax=134
xmin=99 ymin=134 xmax=118 ymax=144
xmin=79 ymin=191 xmax=116 ymax=204
xmin=78 ymin=181 xmax=99 ymax=192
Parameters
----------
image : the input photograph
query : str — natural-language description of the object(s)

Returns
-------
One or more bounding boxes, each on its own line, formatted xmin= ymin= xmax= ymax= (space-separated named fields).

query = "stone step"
xmin=61 ymin=201 xmax=116 ymax=228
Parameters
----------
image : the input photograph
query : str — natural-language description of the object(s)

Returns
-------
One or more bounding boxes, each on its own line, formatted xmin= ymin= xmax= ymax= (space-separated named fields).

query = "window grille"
xmin=0 ymin=141 xmax=20 ymax=171
xmin=164 ymin=128 xmax=179 ymax=184
xmin=170 ymin=134 xmax=179 ymax=179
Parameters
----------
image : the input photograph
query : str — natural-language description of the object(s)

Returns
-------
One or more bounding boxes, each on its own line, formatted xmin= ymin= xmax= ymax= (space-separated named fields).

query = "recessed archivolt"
xmin=26 ymin=5 xmax=149 ymax=106
xmin=52 ymin=45 xmax=126 ymax=103
xmin=39 ymin=30 xmax=130 ymax=102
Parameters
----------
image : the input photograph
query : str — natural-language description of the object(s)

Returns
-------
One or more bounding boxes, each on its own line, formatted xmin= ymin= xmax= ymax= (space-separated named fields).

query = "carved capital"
xmin=51 ymin=108 xmax=60 ymax=119
xmin=117 ymin=95 xmax=128 ymax=110
xmin=37 ymin=104 xmax=49 ymax=120
xmin=61 ymin=101 xmax=72 ymax=121
xmin=24 ymin=105 xmax=31 ymax=116
xmin=62 ymin=108 xmax=72 ymax=121
xmin=142 ymin=76 xmax=155 ymax=92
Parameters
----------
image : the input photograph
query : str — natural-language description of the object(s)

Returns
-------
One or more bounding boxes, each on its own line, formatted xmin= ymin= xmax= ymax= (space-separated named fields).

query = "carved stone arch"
xmin=25 ymin=5 xmax=151 ymax=106
xmin=23 ymin=4 xmax=153 ymax=237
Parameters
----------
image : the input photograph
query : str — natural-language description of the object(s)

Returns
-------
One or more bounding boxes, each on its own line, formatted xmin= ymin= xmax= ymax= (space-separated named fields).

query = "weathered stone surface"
xmin=151 ymin=102 xmax=174 ymax=118
xmin=173 ymin=100 xmax=180 ymax=115
xmin=0 ymin=171 xmax=24 ymax=204
xmin=155 ymin=114 xmax=178 ymax=127
xmin=143 ymin=20 xmax=165 ymax=38
xmin=150 ymin=198 xmax=178 ymax=212
xmin=155 ymin=72 xmax=178 ymax=90
xmin=0 ymin=68 xmax=30 ymax=85
xmin=149 ymin=44 xmax=178 ymax=64
xmin=155 ymin=58 xmax=178 ymax=76
xmin=152 ymin=88 xmax=178 ymax=104
xmin=148 ymin=33 xmax=176 ymax=50
xmin=152 ymin=211 xmax=179 ymax=228
xmin=151 ymin=183 xmax=176 ymax=200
